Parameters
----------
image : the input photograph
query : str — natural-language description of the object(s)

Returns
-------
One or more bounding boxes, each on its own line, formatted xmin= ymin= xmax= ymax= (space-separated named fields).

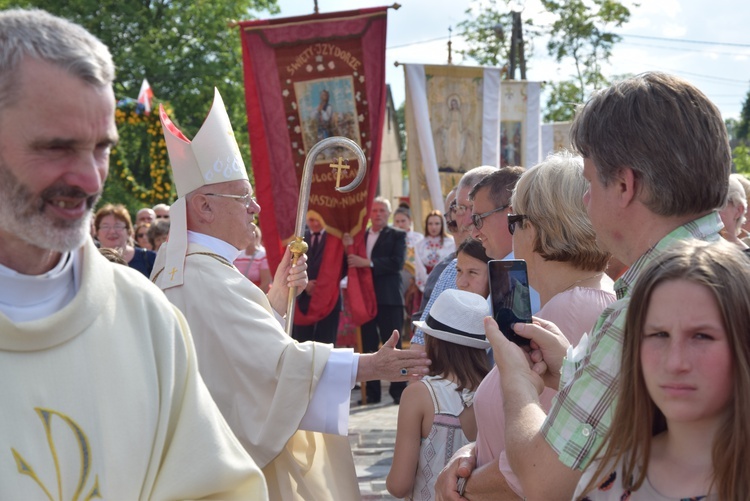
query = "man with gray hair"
xmin=152 ymin=202 xmax=170 ymax=220
xmin=417 ymin=187 xmax=458 ymax=312
xmin=469 ymin=166 xmax=525 ymax=261
xmin=135 ymin=207 xmax=156 ymax=225
xmin=0 ymin=9 xmax=265 ymax=498
xmin=409 ymin=165 xmax=496 ymax=351
xmin=344 ymin=196 xmax=409 ymax=404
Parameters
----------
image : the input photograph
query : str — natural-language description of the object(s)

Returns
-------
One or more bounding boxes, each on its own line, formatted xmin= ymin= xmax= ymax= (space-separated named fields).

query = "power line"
xmin=620 ymin=40 xmax=750 ymax=58
xmin=387 ymin=32 xmax=750 ymax=53
xmin=619 ymin=33 xmax=750 ymax=48
xmin=660 ymin=69 xmax=748 ymax=85
xmin=625 ymin=61 xmax=749 ymax=86
xmin=387 ymin=35 xmax=449 ymax=50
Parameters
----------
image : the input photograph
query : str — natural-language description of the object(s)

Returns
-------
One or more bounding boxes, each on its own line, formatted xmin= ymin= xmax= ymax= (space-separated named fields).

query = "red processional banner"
xmin=239 ymin=7 xmax=389 ymax=326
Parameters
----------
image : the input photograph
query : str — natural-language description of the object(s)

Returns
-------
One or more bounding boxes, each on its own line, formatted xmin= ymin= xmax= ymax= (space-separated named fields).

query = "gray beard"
xmin=0 ymin=158 xmax=100 ymax=253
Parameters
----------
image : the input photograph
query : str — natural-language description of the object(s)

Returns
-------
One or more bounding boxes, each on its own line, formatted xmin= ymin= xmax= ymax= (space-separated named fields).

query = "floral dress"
xmin=415 ymin=236 xmax=455 ymax=291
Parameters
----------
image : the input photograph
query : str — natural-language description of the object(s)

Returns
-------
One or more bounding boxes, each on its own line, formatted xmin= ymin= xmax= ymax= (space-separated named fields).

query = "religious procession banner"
xmin=499 ymin=80 xmax=542 ymax=167
xmin=239 ymin=7 xmax=389 ymax=326
xmin=404 ymin=64 xmax=541 ymax=230
xmin=541 ymin=121 xmax=572 ymax=158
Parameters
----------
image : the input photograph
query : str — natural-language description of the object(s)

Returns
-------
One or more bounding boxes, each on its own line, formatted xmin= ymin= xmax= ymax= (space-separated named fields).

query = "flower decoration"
xmin=110 ymin=98 xmax=175 ymax=204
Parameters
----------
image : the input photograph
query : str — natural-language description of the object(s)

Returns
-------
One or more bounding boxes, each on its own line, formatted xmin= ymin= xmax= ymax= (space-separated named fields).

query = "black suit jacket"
xmin=305 ymin=229 xmax=326 ymax=280
xmin=368 ymin=225 xmax=406 ymax=306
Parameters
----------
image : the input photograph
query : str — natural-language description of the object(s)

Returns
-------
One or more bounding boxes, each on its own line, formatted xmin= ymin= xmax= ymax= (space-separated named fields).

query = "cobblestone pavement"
xmin=348 ymin=383 xmax=399 ymax=500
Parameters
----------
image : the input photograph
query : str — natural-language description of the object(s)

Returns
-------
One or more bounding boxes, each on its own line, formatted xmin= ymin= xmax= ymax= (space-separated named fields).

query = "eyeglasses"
xmin=471 ymin=204 xmax=509 ymax=230
xmin=507 ymin=213 xmax=529 ymax=235
xmin=155 ymin=215 xmax=169 ymax=219
xmin=99 ymin=224 xmax=127 ymax=232
xmin=453 ymin=203 xmax=469 ymax=216
xmin=445 ymin=211 xmax=458 ymax=229
xmin=205 ymin=193 xmax=257 ymax=210
xmin=136 ymin=233 xmax=148 ymax=239
xmin=445 ymin=214 xmax=458 ymax=229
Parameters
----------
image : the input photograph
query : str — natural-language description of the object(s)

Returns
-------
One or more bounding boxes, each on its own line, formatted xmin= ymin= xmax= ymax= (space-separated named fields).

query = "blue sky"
xmin=262 ymin=0 xmax=750 ymax=121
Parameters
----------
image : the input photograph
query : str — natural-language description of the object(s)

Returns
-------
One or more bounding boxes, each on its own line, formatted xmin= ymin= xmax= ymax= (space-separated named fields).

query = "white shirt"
xmin=0 ymin=250 xmax=80 ymax=322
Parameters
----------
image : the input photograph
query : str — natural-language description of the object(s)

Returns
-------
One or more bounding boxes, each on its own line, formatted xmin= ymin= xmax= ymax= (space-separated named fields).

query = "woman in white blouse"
xmin=415 ymin=210 xmax=455 ymax=291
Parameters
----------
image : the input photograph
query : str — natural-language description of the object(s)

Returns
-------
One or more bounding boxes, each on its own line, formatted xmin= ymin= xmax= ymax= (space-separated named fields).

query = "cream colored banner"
xmin=498 ymin=80 xmax=541 ymax=168
xmin=405 ymin=64 xmax=503 ymax=231
xmin=405 ymin=64 xmax=541 ymax=231
xmin=541 ymin=121 xmax=572 ymax=158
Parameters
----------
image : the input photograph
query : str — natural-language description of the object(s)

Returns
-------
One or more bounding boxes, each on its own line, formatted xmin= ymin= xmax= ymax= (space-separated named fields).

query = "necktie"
xmin=311 ymin=232 xmax=321 ymax=253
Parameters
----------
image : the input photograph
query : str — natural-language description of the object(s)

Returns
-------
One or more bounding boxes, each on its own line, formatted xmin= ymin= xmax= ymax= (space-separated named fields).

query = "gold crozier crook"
xmin=285 ymin=136 xmax=367 ymax=335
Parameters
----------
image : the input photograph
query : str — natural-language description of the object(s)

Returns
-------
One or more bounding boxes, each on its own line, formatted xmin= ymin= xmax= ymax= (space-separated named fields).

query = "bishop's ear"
xmin=187 ymin=192 xmax=215 ymax=223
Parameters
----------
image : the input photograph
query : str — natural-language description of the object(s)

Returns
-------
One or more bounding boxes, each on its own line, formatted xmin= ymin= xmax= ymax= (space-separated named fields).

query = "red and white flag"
xmin=137 ymin=78 xmax=154 ymax=114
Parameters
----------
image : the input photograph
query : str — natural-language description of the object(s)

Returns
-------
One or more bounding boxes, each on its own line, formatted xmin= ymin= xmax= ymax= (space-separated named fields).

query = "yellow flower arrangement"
xmin=110 ymin=99 xmax=175 ymax=204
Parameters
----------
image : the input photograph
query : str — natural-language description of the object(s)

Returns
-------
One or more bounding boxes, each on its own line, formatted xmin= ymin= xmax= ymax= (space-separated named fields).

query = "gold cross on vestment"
xmin=329 ymin=157 xmax=350 ymax=189
xmin=169 ymin=267 xmax=178 ymax=280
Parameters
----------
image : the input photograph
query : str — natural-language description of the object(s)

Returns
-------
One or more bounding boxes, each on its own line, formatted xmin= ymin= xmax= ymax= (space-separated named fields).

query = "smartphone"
xmin=488 ymin=259 xmax=533 ymax=346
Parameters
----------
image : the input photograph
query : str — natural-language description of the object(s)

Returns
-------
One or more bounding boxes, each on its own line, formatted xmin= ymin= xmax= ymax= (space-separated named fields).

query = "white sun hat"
xmin=413 ymin=289 xmax=491 ymax=349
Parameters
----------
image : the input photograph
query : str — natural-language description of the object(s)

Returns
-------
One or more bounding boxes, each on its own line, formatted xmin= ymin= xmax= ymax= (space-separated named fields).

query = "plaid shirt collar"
xmin=614 ymin=211 xmax=722 ymax=300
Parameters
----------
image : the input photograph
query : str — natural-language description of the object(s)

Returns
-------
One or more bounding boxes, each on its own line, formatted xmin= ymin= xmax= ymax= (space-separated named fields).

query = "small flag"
xmin=137 ymin=78 xmax=154 ymax=114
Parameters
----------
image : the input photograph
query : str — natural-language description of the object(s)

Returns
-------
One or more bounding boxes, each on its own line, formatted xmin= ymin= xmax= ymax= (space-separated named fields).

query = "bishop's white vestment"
xmin=153 ymin=240 xmax=360 ymax=500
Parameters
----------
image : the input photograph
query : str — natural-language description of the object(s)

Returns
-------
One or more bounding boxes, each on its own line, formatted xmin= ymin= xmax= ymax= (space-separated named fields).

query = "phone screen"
xmin=488 ymin=259 xmax=533 ymax=346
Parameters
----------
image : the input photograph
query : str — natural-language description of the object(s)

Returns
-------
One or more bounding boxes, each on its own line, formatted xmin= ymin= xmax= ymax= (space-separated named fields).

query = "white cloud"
xmin=662 ymin=23 xmax=687 ymax=38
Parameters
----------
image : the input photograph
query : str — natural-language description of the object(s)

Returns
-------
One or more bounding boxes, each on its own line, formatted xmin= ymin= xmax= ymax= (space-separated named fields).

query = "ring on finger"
xmin=400 ymin=368 xmax=408 ymax=376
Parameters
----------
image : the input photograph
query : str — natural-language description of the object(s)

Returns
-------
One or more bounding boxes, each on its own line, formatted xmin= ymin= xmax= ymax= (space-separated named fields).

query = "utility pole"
xmin=507 ymin=11 xmax=527 ymax=80
xmin=447 ymin=26 xmax=453 ymax=64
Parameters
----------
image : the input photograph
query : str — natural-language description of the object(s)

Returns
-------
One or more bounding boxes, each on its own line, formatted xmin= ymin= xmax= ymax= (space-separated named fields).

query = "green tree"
xmin=457 ymin=0 xmax=633 ymax=121
xmin=541 ymin=0 xmax=631 ymax=101
xmin=542 ymin=80 xmax=581 ymax=122
xmin=2 ymin=0 xmax=279 ymax=212
xmin=736 ymin=87 xmax=750 ymax=143
xmin=456 ymin=0 xmax=541 ymax=69
xmin=734 ymin=145 xmax=750 ymax=175
xmin=396 ymin=101 xmax=407 ymax=173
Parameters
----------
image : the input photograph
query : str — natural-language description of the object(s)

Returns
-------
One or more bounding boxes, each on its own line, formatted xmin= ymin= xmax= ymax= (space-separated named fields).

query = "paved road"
xmin=349 ymin=384 xmax=399 ymax=500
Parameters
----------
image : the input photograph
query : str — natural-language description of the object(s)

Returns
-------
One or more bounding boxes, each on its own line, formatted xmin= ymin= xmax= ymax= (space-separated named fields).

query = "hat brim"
xmin=413 ymin=321 xmax=490 ymax=350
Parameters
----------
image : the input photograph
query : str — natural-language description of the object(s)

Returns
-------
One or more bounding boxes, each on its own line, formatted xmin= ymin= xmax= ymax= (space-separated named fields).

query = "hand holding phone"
xmin=488 ymin=259 xmax=533 ymax=346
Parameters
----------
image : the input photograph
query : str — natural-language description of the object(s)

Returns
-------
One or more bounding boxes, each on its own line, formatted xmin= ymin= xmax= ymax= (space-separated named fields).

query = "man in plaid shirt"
xmin=440 ymin=72 xmax=731 ymax=500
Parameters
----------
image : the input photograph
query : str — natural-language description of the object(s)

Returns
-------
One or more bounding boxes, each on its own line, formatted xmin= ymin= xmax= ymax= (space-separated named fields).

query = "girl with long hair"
xmin=415 ymin=210 xmax=455 ymax=291
xmin=576 ymin=239 xmax=750 ymax=500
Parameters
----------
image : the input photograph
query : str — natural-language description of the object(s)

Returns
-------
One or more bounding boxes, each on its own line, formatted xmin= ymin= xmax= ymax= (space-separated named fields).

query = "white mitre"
xmin=155 ymin=88 xmax=249 ymax=289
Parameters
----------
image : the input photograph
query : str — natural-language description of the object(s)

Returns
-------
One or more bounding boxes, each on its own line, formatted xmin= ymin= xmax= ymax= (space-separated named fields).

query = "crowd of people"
xmin=2 ymin=6 xmax=750 ymax=501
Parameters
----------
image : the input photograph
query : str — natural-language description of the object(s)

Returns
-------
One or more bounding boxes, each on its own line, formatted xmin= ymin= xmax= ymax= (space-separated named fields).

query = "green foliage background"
xmin=732 ymin=88 xmax=750 ymax=174
xmin=1 ymin=0 xmax=280 ymax=217
xmin=457 ymin=0 xmax=633 ymax=122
